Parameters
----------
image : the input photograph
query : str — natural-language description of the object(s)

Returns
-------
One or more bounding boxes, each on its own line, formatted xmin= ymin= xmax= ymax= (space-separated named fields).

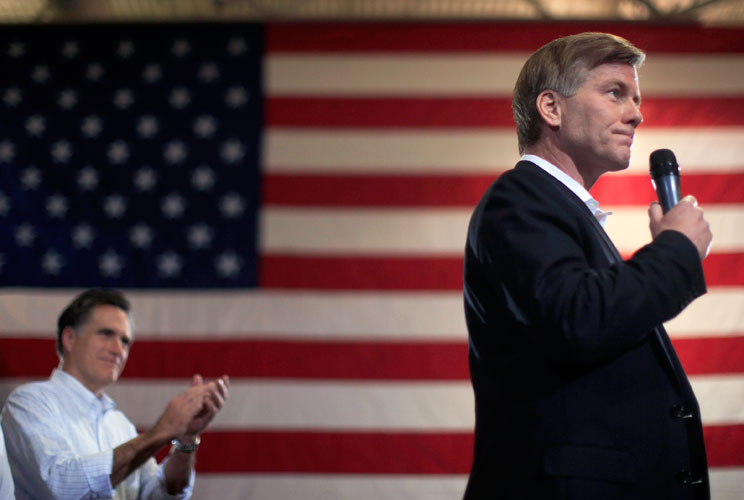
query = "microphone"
xmin=650 ymin=149 xmax=681 ymax=213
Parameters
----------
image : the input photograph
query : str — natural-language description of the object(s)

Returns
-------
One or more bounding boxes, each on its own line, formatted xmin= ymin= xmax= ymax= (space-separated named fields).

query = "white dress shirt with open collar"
xmin=1 ymin=369 xmax=193 ymax=500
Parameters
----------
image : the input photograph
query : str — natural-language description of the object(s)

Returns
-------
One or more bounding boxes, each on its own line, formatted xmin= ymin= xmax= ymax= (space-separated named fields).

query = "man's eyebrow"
xmin=96 ymin=327 xmax=132 ymax=341
xmin=604 ymin=78 xmax=642 ymax=104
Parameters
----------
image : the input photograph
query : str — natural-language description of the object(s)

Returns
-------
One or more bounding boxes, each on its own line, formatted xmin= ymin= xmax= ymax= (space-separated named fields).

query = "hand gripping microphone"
xmin=649 ymin=149 xmax=681 ymax=213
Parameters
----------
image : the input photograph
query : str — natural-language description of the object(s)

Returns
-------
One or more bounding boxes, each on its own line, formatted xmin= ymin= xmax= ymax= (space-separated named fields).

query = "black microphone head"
xmin=649 ymin=148 xmax=679 ymax=178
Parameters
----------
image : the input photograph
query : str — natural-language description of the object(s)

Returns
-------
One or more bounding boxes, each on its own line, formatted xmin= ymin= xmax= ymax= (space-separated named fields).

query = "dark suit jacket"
xmin=463 ymin=161 xmax=709 ymax=500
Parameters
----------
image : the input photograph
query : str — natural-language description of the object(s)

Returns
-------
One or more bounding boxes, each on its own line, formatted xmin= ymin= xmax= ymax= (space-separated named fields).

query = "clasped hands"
xmin=154 ymin=374 xmax=230 ymax=444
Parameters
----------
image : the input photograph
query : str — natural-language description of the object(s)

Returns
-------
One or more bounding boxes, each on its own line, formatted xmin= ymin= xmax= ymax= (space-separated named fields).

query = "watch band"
xmin=172 ymin=436 xmax=201 ymax=453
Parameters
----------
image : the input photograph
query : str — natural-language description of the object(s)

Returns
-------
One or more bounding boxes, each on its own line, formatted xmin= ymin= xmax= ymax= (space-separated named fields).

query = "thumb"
xmin=648 ymin=201 xmax=663 ymax=223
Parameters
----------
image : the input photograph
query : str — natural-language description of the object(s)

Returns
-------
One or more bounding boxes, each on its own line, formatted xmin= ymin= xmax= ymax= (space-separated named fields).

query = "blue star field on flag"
xmin=0 ymin=25 xmax=264 ymax=287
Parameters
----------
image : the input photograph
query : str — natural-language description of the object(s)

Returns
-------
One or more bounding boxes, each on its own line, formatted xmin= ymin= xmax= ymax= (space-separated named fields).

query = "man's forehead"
xmin=85 ymin=304 xmax=133 ymax=333
xmin=588 ymin=62 xmax=639 ymax=80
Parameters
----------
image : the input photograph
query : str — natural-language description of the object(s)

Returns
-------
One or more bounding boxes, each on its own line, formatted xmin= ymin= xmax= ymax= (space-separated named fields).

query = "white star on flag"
xmin=103 ymin=195 xmax=127 ymax=219
xmin=157 ymin=251 xmax=183 ymax=277
xmin=45 ymin=195 xmax=68 ymax=218
xmin=161 ymin=193 xmax=186 ymax=219
xmin=20 ymin=167 xmax=41 ymax=190
xmin=188 ymin=223 xmax=213 ymax=249
xmin=99 ymin=250 xmax=123 ymax=277
xmin=77 ymin=167 xmax=99 ymax=191
xmin=71 ymin=224 xmax=95 ymax=249
xmin=50 ymin=140 xmax=72 ymax=163
xmin=130 ymin=223 xmax=154 ymax=248
xmin=25 ymin=115 xmax=46 ymax=136
xmin=15 ymin=223 xmax=36 ymax=247
xmin=81 ymin=116 xmax=103 ymax=138
xmin=133 ymin=167 xmax=157 ymax=192
xmin=41 ymin=250 xmax=63 ymax=275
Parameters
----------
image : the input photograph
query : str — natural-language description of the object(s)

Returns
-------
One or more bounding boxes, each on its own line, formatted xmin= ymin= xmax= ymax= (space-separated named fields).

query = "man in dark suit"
xmin=463 ymin=32 xmax=713 ymax=499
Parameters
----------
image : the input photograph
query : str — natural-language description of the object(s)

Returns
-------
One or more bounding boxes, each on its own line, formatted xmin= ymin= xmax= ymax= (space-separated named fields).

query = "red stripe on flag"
xmin=266 ymin=97 xmax=744 ymax=128
xmin=262 ymin=173 xmax=496 ymax=207
xmin=159 ymin=425 xmax=744 ymax=473
xmin=673 ymin=336 xmax=744 ymax=375
xmin=267 ymin=23 xmax=744 ymax=53
xmin=4 ymin=336 xmax=742 ymax=380
xmin=0 ymin=339 xmax=58 ymax=378
xmin=705 ymin=424 xmax=744 ymax=467
xmin=263 ymin=173 xmax=744 ymax=207
xmin=702 ymin=254 xmax=744 ymax=287
xmin=641 ymin=98 xmax=744 ymax=127
xmin=267 ymin=97 xmax=514 ymax=128
xmin=594 ymin=173 xmax=744 ymax=205
xmin=262 ymin=254 xmax=744 ymax=290
xmin=0 ymin=338 xmax=469 ymax=380
xmin=260 ymin=254 xmax=464 ymax=290
xmin=193 ymin=431 xmax=474 ymax=474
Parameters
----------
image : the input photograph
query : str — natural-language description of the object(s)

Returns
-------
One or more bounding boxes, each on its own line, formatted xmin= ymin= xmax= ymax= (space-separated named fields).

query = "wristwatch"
xmin=172 ymin=436 xmax=201 ymax=453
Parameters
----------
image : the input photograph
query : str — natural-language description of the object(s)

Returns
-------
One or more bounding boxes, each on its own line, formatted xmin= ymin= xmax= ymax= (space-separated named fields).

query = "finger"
xmin=192 ymin=374 xmax=203 ymax=387
xmin=206 ymin=386 xmax=226 ymax=408
xmin=648 ymin=201 xmax=663 ymax=221
xmin=216 ymin=377 xmax=229 ymax=398
xmin=682 ymin=194 xmax=698 ymax=207
xmin=204 ymin=398 xmax=221 ymax=414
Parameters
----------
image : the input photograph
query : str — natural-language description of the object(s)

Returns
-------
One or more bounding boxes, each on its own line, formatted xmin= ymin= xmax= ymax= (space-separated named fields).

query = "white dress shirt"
xmin=1 ymin=369 xmax=193 ymax=500
xmin=0 ymin=427 xmax=14 ymax=500
xmin=522 ymin=154 xmax=612 ymax=227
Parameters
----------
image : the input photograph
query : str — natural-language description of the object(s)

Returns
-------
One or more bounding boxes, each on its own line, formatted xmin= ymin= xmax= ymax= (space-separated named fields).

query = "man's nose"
xmin=110 ymin=338 xmax=125 ymax=356
xmin=627 ymin=101 xmax=643 ymax=127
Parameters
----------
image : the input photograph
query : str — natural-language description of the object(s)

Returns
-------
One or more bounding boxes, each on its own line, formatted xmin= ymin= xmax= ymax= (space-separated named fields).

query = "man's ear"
xmin=61 ymin=326 xmax=77 ymax=355
xmin=536 ymin=90 xmax=562 ymax=128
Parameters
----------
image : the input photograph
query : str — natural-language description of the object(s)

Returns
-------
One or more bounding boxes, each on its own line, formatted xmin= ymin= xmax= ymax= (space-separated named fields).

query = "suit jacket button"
xmin=670 ymin=405 xmax=693 ymax=419
xmin=676 ymin=470 xmax=703 ymax=485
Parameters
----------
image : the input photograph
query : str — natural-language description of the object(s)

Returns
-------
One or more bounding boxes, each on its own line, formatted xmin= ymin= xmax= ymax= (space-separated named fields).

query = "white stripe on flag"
xmin=0 ymin=289 xmax=468 ymax=339
xmin=264 ymin=128 xmax=744 ymax=172
xmin=2 ymin=289 xmax=744 ymax=339
xmin=666 ymin=290 xmax=744 ymax=339
xmin=192 ymin=471 xmax=744 ymax=500
xmin=260 ymin=206 xmax=744 ymax=254
xmin=605 ymin=205 xmax=744 ymax=253
xmin=709 ymin=468 xmax=744 ymax=500
xmin=266 ymin=54 xmax=744 ymax=96
xmin=191 ymin=471 xmax=744 ymax=500
xmin=108 ymin=380 xmax=474 ymax=430
xmin=261 ymin=208 xmax=472 ymax=255
xmin=694 ymin=375 xmax=744 ymax=424
xmin=2 ymin=376 xmax=739 ymax=430
xmin=192 ymin=474 xmax=469 ymax=500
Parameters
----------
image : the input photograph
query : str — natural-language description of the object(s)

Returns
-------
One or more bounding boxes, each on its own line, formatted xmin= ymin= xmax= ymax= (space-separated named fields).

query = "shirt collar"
xmin=521 ymin=154 xmax=612 ymax=227
xmin=51 ymin=368 xmax=117 ymax=416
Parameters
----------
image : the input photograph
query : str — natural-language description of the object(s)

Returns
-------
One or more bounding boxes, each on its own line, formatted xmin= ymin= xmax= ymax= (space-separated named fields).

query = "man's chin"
xmin=606 ymin=154 xmax=632 ymax=172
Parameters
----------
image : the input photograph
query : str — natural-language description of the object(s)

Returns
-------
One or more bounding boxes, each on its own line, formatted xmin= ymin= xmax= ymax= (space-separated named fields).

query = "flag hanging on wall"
xmin=1 ymin=21 xmax=743 ymax=500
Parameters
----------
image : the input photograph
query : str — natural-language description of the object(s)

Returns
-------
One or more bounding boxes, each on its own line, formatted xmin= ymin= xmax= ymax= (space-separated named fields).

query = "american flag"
xmin=1 ymin=21 xmax=743 ymax=499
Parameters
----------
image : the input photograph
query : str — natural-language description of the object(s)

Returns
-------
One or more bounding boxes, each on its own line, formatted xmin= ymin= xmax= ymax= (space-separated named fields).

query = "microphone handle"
xmin=655 ymin=174 xmax=681 ymax=213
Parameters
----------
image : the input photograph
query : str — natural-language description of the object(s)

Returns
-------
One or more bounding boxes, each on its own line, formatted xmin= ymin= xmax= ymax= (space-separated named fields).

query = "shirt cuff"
xmin=84 ymin=449 xmax=116 ymax=497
